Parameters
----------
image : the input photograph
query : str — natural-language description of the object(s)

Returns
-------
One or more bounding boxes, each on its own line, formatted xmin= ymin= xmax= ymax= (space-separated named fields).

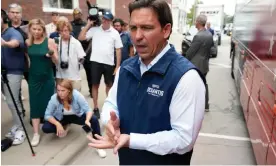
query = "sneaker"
xmin=5 ymin=125 xmax=18 ymax=138
xmin=21 ymin=95 xmax=25 ymax=101
xmin=205 ymin=109 xmax=210 ymax=112
xmin=12 ymin=130 xmax=26 ymax=145
xmin=96 ymin=149 xmax=107 ymax=158
xmin=31 ymin=133 xmax=40 ymax=147
xmin=93 ymin=108 xmax=100 ymax=119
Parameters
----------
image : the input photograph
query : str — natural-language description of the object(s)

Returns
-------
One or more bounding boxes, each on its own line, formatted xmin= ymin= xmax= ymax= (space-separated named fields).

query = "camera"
xmin=86 ymin=0 xmax=109 ymax=26
xmin=60 ymin=61 xmax=69 ymax=69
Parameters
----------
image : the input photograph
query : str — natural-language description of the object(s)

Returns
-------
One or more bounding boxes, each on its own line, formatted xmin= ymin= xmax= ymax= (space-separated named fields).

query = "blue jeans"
xmin=42 ymin=114 xmax=101 ymax=138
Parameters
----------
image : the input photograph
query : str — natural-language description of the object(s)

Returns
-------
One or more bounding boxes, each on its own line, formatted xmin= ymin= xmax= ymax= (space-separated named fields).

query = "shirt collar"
xmin=100 ymin=25 xmax=112 ymax=32
xmin=120 ymin=31 xmax=127 ymax=36
xmin=138 ymin=42 xmax=171 ymax=68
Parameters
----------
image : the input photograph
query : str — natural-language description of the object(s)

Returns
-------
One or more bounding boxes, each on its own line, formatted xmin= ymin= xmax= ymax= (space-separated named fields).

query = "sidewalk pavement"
xmin=169 ymin=32 xmax=184 ymax=53
xmin=1 ymin=69 xmax=107 ymax=165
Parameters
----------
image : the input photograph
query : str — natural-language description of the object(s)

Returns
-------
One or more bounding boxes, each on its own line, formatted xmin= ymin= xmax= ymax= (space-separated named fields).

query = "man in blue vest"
xmin=87 ymin=0 xmax=206 ymax=165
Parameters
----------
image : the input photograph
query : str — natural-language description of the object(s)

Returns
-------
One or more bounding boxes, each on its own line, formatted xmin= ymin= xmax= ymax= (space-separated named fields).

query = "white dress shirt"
xmin=101 ymin=42 xmax=206 ymax=155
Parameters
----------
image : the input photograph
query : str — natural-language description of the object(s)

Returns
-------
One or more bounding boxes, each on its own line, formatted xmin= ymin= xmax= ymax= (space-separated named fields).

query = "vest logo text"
xmin=147 ymin=85 xmax=164 ymax=97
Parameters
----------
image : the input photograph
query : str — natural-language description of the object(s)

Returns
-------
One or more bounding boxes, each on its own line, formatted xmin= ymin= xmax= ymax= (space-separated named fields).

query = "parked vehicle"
xmin=224 ymin=23 xmax=233 ymax=36
xmin=182 ymin=25 xmax=218 ymax=58
xmin=194 ymin=4 xmax=224 ymax=45
xmin=230 ymin=0 xmax=276 ymax=164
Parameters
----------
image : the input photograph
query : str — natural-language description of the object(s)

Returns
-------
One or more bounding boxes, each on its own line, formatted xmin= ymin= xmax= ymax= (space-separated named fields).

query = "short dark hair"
xmin=128 ymin=0 xmax=173 ymax=29
xmin=113 ymin=18 xmax=125 ymax=26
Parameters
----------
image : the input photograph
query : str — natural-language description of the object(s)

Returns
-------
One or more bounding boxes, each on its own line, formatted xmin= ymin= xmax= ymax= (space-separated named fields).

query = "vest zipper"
xmin=136 ymin=81 xmax=141 ymax=97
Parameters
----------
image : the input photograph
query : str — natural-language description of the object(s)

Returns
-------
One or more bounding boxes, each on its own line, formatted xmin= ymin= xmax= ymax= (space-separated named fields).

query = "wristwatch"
xmin=48 ymin=50 xmax=54 ymax=56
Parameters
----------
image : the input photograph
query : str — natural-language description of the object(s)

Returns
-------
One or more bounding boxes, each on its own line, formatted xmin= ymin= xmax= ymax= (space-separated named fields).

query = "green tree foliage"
xmin=224 ymin=13 xmax=234 ymax=24
xmin=187 ymin=0 xmax=203 ymax=26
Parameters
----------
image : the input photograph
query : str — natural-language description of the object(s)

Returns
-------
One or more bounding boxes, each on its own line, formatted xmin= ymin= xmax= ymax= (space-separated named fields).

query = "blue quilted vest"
xmin=117 ymin=46 xmax=205 ymax=165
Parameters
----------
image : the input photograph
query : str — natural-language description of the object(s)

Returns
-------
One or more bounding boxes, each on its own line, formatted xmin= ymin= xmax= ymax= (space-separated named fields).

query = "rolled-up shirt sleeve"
xmin=101 ymin=67 xmax=120 ymax=125
xmin=129 ymin=69 xmax=206 ymax=155
xmin=76 ymin=40 xmax=86 ymax=59
xmin=85 ymin=27 xmax=98 ymax=41
xmin=11 ymin=30 xmax=24 ymax=49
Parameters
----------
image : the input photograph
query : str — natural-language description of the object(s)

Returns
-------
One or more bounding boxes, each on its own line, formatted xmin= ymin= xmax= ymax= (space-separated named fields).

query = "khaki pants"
xmin=56 ymin=79 xmax=81 ymax=92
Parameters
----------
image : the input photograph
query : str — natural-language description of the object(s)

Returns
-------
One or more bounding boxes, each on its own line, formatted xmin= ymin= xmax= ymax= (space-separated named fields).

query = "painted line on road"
xmin=173 ymin=51 xmax=232 ymax=69
xmin=199 ymin=132 xmax=250 ymax=141
xmin=209 ymin=62 xmax=231 ymax=68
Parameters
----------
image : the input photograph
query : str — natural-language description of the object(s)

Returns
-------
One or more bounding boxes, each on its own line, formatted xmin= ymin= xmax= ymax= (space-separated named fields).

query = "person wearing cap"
xmin=78 ymin=11 xmax=123 ymax=119
xmin=46 ymin=12 xmax=59 ymax=37
xmin=71 ymin=8 xmax=86 ymax=39
xmin=71 ymin=8 xmax=93 ymax=97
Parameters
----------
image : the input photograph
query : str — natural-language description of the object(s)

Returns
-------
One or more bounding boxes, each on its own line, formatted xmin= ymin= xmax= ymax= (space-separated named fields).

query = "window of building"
xmin=43 ymin=0 xmax=79 ymax=13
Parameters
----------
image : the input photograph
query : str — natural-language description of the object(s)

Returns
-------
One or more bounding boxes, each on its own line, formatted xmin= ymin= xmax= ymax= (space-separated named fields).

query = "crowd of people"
xmin=2 ymin=0 xmax=214 ymax=165
xmin=1 ymin=2 xmax=134 ymax=158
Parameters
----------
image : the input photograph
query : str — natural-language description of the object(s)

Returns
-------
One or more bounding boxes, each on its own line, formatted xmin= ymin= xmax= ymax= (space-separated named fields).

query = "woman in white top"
xmin=55 ymin=20 xmax=85 ymax=91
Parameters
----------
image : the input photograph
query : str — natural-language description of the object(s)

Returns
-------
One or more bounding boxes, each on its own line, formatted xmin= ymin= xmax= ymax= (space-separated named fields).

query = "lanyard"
xmin=59 ymin=36 xmax=71 ymax=61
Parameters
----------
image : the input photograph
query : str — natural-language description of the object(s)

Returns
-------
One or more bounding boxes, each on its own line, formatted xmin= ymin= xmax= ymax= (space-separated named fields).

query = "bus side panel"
xmin=239 ymin=50 xmax=254 ymax=121
xmin=247 ymin=58 xmax=273 ymax=165
xmin=267 ymin=119 xmax=276 ymax=164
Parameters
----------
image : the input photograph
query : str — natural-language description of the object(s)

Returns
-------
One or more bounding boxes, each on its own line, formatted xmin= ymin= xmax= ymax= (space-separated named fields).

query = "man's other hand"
xmin=87 ymin=134 xmax=130 ymax=154
xmin=106 ymin=111 xmax=120 ymax=143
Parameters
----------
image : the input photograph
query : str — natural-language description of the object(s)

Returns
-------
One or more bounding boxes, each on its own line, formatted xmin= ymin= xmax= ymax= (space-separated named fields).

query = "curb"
xmin=44 ymin=122 xmax=105 ymax=165
xmin=44 ymin=134 xmax=88 ymax=165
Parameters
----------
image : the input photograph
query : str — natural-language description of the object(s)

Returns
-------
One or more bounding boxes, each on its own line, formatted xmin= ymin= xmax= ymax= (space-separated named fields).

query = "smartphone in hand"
xmin=82 ymin=124 xmax=92 ymax=133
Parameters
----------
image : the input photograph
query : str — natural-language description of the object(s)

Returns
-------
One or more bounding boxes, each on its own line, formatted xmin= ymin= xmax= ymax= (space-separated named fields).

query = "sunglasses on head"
xmin=9 ymin=3 xmax=20 ymax=8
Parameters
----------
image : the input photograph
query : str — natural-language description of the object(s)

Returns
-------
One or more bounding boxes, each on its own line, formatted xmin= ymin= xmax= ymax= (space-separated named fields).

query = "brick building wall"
xmin=2 ymin=0 xmax=172 ymax=25
xmin=1 ymin=0 xmax=96 ymax=24
xmin=115 ymin=0 xmax=172 ymax=23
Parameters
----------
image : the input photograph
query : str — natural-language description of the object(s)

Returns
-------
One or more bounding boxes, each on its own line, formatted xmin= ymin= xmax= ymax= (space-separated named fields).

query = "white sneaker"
xmin=96 ymin=149 xmax=107 ymax=158
xmin=21 ymin=95 xmax=25 ymax=101
xmin=5 ymin=125 xmax=18 ymax=138
xmin=12 ymin=130 xmax=26 ymax=145
xmin=31 ymin=133 xmax=40 ymax=147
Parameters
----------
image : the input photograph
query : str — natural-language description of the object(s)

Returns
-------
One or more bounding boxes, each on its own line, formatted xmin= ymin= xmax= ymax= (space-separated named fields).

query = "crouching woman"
xmin=42 ymin=79 xmax=106 ymax=158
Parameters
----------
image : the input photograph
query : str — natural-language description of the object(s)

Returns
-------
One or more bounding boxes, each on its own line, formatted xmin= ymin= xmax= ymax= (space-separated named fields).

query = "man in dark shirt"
xmin=113 ymin=18 xmax=134 ymax=64
xmin=206 ymin=22 xmax=214 ymax=36
xmin=71 ymin=8 xmax=87 ymax=39
xmin=2 ymin=9 xmax=26 ymax=145
xmin=71 ymin=8 xmax=93 ymax=97
xmin=7 ymin=3 xmax=28 ymax=116
xmin=8 ymin=3 xmax=29 ymax=80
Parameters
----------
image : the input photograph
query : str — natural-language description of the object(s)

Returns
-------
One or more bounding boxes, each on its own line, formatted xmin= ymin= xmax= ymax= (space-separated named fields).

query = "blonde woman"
xmin=26 ymin=18 xmax=58 ymax=146
xmin=42 ymin=79 xmax=107 ymax=158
